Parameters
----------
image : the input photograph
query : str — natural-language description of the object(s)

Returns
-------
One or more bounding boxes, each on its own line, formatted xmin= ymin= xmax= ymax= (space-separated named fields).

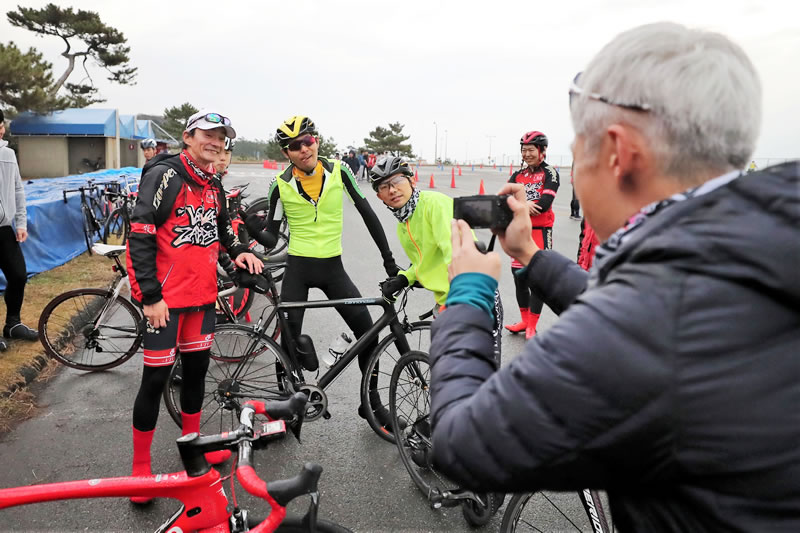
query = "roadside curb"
xmin=1 ymin=351 xmax=51 ymax=398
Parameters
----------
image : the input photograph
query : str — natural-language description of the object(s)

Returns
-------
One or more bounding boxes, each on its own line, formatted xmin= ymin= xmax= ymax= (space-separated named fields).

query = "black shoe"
xmin=3 ymin=322 xmax=39 ymax=341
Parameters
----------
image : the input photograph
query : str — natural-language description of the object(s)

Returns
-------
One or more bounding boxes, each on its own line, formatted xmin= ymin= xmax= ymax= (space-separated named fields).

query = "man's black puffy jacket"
xmin=429 ymin=162 xmax=800 ymax=532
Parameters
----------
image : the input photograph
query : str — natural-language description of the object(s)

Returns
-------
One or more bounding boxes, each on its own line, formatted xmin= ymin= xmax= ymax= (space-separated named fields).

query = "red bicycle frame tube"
xmin=0 ymin=469 xmax=235 ymax=531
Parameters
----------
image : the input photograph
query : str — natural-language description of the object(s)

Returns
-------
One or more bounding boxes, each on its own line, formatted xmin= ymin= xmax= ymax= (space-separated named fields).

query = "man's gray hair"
xmin=571 ymin=22 xmax=762 ymax=181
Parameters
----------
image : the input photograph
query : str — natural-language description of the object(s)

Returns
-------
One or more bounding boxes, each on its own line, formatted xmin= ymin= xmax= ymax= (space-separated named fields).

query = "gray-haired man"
xmin=429 ymin=22 xmax=799 ymax=531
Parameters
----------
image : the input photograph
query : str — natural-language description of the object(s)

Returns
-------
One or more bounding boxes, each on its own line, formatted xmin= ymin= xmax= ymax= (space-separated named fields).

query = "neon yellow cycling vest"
xmin=275 ymin=158 xmax=348 ymax=258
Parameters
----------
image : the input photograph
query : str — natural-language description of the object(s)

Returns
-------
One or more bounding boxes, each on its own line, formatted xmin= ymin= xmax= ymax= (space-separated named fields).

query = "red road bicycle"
xmin=0 ymin=393 xmax=350 ymax=533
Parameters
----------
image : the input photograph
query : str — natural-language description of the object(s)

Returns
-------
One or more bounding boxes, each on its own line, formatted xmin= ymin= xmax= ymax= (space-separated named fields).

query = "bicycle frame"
xmin=278 ymin=296 xmax=412 ymax=390
xmin=230 ymin=266 xmax=416 ymax=403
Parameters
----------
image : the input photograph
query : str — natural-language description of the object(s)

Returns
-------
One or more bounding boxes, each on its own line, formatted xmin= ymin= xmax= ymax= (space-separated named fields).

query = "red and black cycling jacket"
xmin=126 ymin=151 xmax=247 ymax=311
xmin=508 ymin=161 xmax=560 ymax=227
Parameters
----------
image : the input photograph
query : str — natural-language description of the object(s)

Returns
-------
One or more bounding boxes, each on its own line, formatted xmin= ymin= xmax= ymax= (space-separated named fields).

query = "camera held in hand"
xmin=453 ymin=195 xmax=514 ymax=230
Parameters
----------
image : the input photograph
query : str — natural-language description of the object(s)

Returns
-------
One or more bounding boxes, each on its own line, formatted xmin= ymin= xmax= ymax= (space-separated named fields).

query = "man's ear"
xmin=606 ymin=124 xmax=642 ymax=193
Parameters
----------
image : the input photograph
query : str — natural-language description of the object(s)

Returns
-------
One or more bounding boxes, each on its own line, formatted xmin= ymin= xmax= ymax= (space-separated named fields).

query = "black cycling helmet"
xmin=275 ymin=116 xmax=317 ymax=148
xmin=224 ymin=137 xmax=235 ymax=152
xmin=520 ymin=131 xmax=548 ymax=148
xmin=140 ymin=138 xmax=157 ymax=149
xmin=368 ymin=156 xmax=414 ymax=191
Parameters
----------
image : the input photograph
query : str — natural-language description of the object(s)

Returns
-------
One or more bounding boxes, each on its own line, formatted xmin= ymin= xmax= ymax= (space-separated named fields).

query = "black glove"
xmin=236 ymin=270 xmax=270 ymax=294
xmin=383 ymin=258 xmax=401 ymax=277
xmin=381 ymin=275 xmax=409 ymax=299
xmin=243 ymin=212 xmax=263 ymax=235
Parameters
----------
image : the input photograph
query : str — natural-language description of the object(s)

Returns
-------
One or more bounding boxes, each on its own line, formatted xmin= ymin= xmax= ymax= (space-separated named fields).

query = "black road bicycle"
xmin=163 ymin=266 xmax=431 ymax=443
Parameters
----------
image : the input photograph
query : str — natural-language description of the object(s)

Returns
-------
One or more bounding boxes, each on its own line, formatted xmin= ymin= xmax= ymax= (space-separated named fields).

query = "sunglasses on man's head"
xmin=286 ymin=136 xmax=316 ymax=152
xmin=568 ymin=72 xmax=652 ymax=112
xmin=187 ymin=113 xmax=231 ymax=128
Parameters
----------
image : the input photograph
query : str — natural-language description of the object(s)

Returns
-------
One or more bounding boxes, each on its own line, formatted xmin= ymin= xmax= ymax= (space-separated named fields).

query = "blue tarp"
xmin=0 ymin=168 xmax=141 ymax=291
xmin=10 ymin=109 xmax=117 ymax=137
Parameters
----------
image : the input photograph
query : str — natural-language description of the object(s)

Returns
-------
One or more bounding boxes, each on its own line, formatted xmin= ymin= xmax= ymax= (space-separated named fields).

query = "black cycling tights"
xmin=132 ymin=349 xmax=210 ymax=431
xmin=281 ymin=255 xmax=377 ymax=374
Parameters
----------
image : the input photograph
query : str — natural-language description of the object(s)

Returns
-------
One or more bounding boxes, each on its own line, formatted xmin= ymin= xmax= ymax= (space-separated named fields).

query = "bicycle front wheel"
xmin=390 ymin=351 xmax=453 ymax=498
xmin=500 ymin=491 xmax=612 ymax=532
xmin=164 ymin=324 xmax=294 ymax=432
xmin=38 ymin=288 xmax=143 ymax=371
xmin=360 ymin=321 xmax=431 ymax=443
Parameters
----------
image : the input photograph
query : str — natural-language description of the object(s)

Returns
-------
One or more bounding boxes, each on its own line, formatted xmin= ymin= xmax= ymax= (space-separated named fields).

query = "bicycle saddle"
xmin=92 ymin=244 xmax=127 ymax=257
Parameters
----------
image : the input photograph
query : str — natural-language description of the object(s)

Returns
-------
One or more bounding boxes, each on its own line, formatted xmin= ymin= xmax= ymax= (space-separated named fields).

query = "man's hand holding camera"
xmin=448 ymin=219 xmax=502 ymax=282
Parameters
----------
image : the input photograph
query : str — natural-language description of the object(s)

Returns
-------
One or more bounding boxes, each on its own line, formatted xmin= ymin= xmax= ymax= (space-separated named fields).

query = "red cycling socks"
xmin=182 ymin=411 xmax=231 ymax=465
xmin=526 ymin=313 xmax=541 ymax=340
xmin=130 ymin=426 xmax=154 ymax=504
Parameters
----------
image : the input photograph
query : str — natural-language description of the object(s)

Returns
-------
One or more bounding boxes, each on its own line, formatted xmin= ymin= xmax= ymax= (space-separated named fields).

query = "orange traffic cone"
xmin=509 ymin=164 xmax=513 ymax=176
xmin=450 ymin=167 xmax=456 ymax=188
xmin=458 ymin=166 xmax=462 ymax=176
xmin=414 ymin=169 xmax=419 ymax=183
xmin=478 ymin=179 xmax=485 ymax=195
xmin=429 ymin=174 xmax=435 ymax=188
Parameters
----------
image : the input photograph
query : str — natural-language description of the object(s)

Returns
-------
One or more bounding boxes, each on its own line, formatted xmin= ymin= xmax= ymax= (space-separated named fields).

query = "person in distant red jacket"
xmin=504 ymin=131 xmax=560 ymax=339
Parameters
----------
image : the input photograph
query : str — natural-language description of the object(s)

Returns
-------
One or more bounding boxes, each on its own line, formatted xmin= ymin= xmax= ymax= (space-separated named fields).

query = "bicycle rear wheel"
xmin=38 ymin=288 xmax=143 ymax=371
xmin=360 ymin=322 xmax=431 ymax=443
xmin=390 ymin=351 xmax=454 ymax=498
xmin=102 ymin=207 xmax=129 ymax=245
xmin=500 ymin=491 xmax=612 ymax=532
xmin=163 ymin=324 xmax=294 ymax=432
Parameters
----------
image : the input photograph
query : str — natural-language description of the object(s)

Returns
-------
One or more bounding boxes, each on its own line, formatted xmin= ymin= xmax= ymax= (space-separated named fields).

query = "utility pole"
xmin=486 ymin=135 xmax=495 ymax=164
xmin=444 ymin=130 xmax=448 ymax=162
xmin=433 ymin=121 xmax=438 ymax=164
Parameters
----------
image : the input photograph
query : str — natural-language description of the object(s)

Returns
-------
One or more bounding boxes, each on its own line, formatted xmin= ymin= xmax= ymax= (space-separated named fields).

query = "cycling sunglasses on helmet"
xmin=187 ymin=112 xmax=232 ymax=129
xmin=569 ymin=72 xmax=652 ymax=112
xmin=286 ymin=135 xmax=317 ymax=152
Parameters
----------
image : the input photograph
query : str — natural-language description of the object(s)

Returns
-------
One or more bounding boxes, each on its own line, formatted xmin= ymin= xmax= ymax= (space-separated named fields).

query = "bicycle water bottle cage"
xmin=295 ymin=334 xmax=319 ymax=372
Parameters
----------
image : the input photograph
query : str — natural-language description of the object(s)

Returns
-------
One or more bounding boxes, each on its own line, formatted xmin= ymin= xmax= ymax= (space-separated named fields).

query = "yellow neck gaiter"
xmin=292 ymin=161 xmax=325 ymax=202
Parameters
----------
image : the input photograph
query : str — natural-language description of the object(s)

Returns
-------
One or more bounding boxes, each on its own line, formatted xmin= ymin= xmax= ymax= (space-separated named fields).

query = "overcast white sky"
xmin=2 ymin=0 xmax=798 ymax=164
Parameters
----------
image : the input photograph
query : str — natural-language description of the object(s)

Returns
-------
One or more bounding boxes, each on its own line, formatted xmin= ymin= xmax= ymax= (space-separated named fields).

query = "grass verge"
xmin=0 ymin=251 xmax=118 ymax=432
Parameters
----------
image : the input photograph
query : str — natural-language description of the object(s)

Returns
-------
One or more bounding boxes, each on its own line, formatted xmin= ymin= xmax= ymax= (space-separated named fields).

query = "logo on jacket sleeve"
xmin=171 ymin=205 xmax=219 ymax=247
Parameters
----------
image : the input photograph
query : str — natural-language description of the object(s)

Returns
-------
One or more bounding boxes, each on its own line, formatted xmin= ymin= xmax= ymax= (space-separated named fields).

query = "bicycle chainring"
xmin=297 ymin=384 xmax=328 ymax=422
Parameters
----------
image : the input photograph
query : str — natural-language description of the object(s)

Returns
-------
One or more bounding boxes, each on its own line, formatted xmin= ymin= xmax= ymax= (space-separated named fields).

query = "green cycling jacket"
xmin=397 ymin=191 xmax=454 ymax=306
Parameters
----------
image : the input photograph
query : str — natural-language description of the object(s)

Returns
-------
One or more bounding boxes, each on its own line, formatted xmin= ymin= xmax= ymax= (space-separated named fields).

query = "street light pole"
xmin=444 ymin=130 xmax=448 ymax=162
xmin=433 ymin=121 xmax=438 ymax=164
xmin=486 ymin=135 xmax=495 ymax=163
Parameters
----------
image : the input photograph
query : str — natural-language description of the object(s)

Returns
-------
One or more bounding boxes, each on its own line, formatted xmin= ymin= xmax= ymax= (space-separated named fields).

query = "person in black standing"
xmin=0 ymin=109 xmax=38 ymax=352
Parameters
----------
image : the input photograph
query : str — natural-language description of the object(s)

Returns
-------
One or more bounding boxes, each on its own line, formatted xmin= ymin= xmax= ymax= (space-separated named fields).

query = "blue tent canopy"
xmin=119 ymin=114 xmax=135 ymax=139
xmin=10 ymin=108 xmax=118 ymax=137
xmin=135 ymin=119 xmax=154 ymax=139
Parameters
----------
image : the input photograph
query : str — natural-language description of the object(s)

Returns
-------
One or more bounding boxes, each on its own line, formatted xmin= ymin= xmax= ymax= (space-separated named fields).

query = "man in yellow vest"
xmin=246 ymin=116 xmax=400 ymax=434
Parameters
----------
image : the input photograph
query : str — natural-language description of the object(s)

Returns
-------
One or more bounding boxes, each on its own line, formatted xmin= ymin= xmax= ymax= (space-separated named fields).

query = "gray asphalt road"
xmin=0 ymin=163 xmax=600 ymax=532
